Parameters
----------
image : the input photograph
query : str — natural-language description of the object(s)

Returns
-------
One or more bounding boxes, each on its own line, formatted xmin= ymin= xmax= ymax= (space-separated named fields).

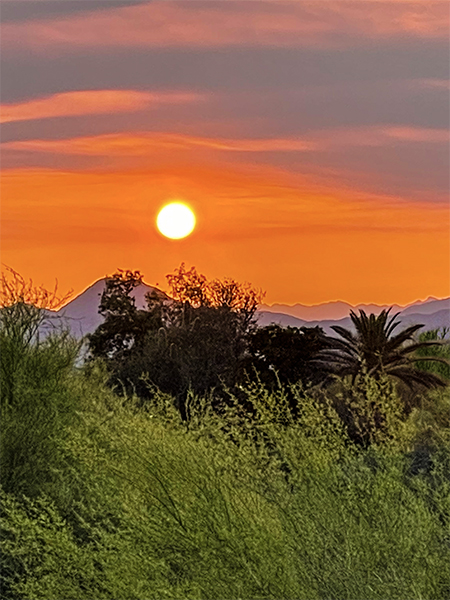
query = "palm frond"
xmin=388 ymin=366 xmax=448 ymax=389
xmin=395 ymin=339 xmax=447 ymax=357
xmin=385 ymin=309 xmax=403 ymax=338
xmin=385 ymin=324 xmax=424 ymax=352
xmin=330 ymin=325 xmax=357 ymax=345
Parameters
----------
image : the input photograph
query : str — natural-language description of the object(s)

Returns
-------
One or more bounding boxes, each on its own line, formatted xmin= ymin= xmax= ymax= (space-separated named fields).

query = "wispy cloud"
xmin=415 ymin=78 xmax=450 ymax=90
xmin=383 ymin=126 xmax=449 ymax=143
xmin=313 ymin=125 xmax=450 ymax=147
xmin=4 ymin=126 xmax=446 ymax=157
xmin=2 ymin=1 xmax=447 ymax=54
xmin=1 ymin=132 xmax=317 ymax=155
xmin=0 ymin=90 xmax=205 ymax=124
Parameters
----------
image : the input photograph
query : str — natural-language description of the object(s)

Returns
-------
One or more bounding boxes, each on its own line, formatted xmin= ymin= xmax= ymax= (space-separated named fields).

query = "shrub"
xmin=415 ymin=328 xmax=450 ymax=381
xmin=1 ymin=269 xmax=81 ymax=499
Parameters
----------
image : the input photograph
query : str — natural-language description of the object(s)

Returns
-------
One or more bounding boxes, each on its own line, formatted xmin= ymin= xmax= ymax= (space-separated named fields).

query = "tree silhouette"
xmin=88 ymin=269 xmax=163 ymax=359
xmin=166 ymin=262 xmax=264 ymax=326
xmin=88 ymin=265 xmax=265 ymax=417
xmin=244 ymin=324 xmax=328 ymax=387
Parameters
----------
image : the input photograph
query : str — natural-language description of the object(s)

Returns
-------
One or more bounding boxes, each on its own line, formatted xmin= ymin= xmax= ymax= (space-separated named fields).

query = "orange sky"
xmin=1 ymin=1 xmax=449 ymax=306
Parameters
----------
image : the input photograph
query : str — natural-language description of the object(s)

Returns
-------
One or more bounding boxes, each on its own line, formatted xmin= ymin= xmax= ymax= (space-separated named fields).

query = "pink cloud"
xmin=413 ymin=78 xmax=450 ymax=90
xmin=0 ymin=90 xmax=205 ymax=124
xmin=313 ymin=125 xmax=450 ymax=148
xmin=2 ymin=1 xmax=447 ymax=54
xmin=383 ymin=126 xmax=450 ymax=143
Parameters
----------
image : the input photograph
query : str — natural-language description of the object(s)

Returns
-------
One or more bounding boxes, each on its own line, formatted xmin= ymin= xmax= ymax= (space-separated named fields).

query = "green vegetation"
xmin=1 ymin=269 xmax=449 ymax=599
xmin=321 ymin=308 xmax=449 ymax=389
xmin=415 ymin=328 xmax=450 ymax=381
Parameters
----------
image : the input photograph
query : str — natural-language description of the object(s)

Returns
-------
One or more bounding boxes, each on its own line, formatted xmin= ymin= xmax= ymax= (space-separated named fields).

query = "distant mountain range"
xmin=259 ymin=297 xmax=448 ymax=321
xmin=256 ymin=308 xmax=450 ymax=336
xmin=50 ymin=278 xmax=449 ymax=338
xmin=257 ymin=297 xmax=450 ymax=335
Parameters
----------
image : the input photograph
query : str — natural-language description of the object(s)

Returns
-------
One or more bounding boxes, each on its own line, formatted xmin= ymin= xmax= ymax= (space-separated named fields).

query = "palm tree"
xmin=319 ymin=308 xmax=449 ymax=389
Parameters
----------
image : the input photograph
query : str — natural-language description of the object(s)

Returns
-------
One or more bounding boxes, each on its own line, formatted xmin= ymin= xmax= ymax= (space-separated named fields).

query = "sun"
xmin=156 ymin=202 xmax=196 ymax=239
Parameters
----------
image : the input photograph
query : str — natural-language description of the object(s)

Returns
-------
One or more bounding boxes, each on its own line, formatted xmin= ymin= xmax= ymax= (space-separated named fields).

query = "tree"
xmin=166 ymin=263 xmax=210 ymax=308
xmin=244 ymin=324 xmax=328 ymax=388
xmin=319 ymin=308 xmax=449 ymax=389
xmin=88 ymin=265 xmax=265 ymax=417
xmin=0 ymin=269 xmax=79 ymax=498
xmin=166 ymin=263 xmax=264 ymax=328
xmin=88 ymin=270 xmax=164 ymax=359
xmin=0 ymin=266 xmax=71 ymax=346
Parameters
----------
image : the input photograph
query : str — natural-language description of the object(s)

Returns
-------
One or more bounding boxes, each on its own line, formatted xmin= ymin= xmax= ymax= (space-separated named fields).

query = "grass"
xmin=1 ymin=327 xmax=450 ymax=599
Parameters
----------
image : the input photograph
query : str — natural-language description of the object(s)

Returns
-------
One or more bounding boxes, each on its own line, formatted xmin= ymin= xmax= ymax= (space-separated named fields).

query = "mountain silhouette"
xmin=52 ymin=279 xmax=166 ymax=338
xmin=45 ymin=278 xmax=449 ymax=339
xmin=258 ymin=297 xmax=449 ymax=322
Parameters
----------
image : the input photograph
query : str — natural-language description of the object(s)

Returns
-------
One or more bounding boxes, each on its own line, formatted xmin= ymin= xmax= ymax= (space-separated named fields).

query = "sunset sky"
xmin=1 ymin=0 xmax=449 ymax=306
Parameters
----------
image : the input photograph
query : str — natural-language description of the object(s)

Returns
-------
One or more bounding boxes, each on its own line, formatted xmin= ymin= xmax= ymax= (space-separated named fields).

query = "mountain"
xmin=51 ymin=279 xmax=166 ymax=338
xmin=256 ymin=308 xmax=450 ymax=336
xmin=400 ymin=298 xmax=450 ymax=317
xmin=398 ymin=309 xmax=450 ymax=331
xmin=44 ymin=277 xmax=449 ymax=339
xmin=259 ymin=297 xmax=449 ymax=322
xmin=258 ymin=301 xmax=395 ymax=322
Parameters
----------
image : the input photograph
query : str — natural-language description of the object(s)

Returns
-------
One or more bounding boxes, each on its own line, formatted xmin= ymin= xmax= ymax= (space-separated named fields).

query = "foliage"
xmin=244 ymin=324 xmax=329 ymax=389
xmin=0 ymin=267 xmax=72 ymax=406
xmin=323 ymin=374 xmax=407 ymax=447
xmin=88 ymin=265 xmax=265 ymax=415
xmin=320 ymin=308 xmax=448 ymax=389
xmin=0 ymin=266 xmax=71 ymax=312
xmin=2 ymin=270 xmax=450 ymax=599
xmin=414 ymin=328 xmax=450 ymax=381
xmin=87 ymin=269 xmax=164 ymax=359
xmin=405 ymin=386 xmax=450 ymax=454
xmin=2 ymin=372 xmax=450 ymax=600
xmin=0 ymin=269 xmax=81 ymax=499
xmin=167 ymin=262 xmax=264 ymax=323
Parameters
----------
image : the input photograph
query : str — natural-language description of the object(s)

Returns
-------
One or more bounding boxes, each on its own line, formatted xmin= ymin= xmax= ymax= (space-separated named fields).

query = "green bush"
xmin=1 ymin=323 xmax=81 ymax=499
xmin=415 ymin=328 xmax=450 ymax=381
xmin=2 ymin=372 xmax=449 ymax=600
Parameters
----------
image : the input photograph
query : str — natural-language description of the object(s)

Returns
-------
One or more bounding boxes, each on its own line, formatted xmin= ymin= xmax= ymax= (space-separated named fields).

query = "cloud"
xmin=2 ymin=164 xmax=448 ymax=253
xmin=416 ymin=78 xmax=450 ymax=90
xmin=1 ymin=132 xmax=317 ymax=155
xmin=0 ymin=89 xmax=205 ymax=124
xmin=2 ymin=1 xmax=447 ymax=54
xmin=4 ymin=126 xmax=446 ymax=158
xmin=313 ymin=125 xmax=450 ymax=147
xmin=2 ymin=163 xmax=448 ymax=306
xmin=383 ymin=126 xmax=449 ymax=143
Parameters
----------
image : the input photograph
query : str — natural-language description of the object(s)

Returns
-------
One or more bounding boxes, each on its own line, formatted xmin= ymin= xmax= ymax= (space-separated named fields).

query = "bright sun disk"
xmin=156 ymin=202 xmax=196 ymax=239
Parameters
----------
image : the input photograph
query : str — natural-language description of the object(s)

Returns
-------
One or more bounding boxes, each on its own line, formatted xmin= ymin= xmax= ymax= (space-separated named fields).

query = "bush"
xmin=320 ymin=375 xmax=406 ymax=447
xmin=415 ymin=328 xmax=450 ymax=381
xmin=0 ymin=270 xmax=81 ymax=499
xmin=3 ymin=375 xmax=449 ymax=600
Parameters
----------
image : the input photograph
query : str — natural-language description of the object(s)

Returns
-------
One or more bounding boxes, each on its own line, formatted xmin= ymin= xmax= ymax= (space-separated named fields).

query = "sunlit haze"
xmin=1 ymin=1 xmax=449 ymax=305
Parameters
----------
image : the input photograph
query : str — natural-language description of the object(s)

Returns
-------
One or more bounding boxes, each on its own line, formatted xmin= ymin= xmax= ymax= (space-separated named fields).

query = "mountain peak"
xmin=54 ymin=278 xmax=166 ymax=337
